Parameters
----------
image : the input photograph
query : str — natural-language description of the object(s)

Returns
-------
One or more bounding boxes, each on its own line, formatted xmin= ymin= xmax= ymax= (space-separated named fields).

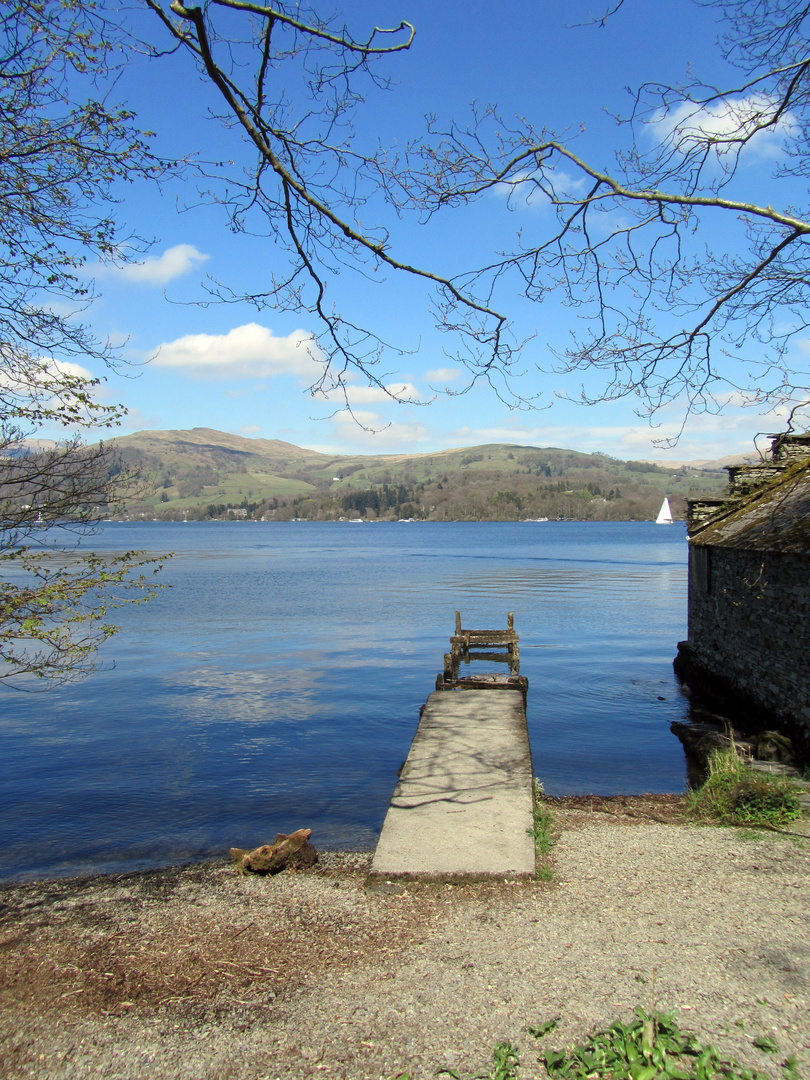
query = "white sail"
xmin=656 ymin=497 xmax=674 ymax=524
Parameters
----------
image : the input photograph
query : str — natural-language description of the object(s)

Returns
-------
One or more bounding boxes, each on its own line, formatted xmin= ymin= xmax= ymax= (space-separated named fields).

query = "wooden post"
xmin=445 ymin=610 xmax=521 ymax=684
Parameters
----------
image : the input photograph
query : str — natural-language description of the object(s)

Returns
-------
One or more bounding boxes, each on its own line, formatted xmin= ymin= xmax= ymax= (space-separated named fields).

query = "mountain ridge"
xmin=114 ymin=426 xmax=755 ymax=472
xmin=110 ymin=427 xmax=733 ymax=522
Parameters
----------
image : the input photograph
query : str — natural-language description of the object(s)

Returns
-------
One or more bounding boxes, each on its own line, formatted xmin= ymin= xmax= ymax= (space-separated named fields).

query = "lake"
xmin=0 ymin=520 xmax=691 ymax=881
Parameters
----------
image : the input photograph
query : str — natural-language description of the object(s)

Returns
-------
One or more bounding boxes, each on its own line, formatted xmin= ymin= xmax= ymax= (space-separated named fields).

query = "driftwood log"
xmin=230 ymin=829 xmax=318 ymax=875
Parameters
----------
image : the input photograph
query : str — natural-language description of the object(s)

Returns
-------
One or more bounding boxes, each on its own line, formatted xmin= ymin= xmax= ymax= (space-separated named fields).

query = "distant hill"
xmin=647 ymin=452 xmax=759 ymax=471
xmin=110 ymin=427 xmax=732 ymax=522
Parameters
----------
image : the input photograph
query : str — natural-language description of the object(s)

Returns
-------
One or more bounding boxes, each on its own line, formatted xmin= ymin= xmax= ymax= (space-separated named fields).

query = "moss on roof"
xmin=690 ymin=457 xmax=810 ymax=553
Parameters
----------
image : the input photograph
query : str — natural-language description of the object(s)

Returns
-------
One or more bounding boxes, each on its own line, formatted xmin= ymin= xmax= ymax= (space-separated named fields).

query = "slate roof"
xmin=689 ymin=455 xmax=810 ymax=553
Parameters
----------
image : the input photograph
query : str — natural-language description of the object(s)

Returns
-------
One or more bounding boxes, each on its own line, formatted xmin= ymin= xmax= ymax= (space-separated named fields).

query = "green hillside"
xmin=110 ymin=427 xmax=732 ymax=522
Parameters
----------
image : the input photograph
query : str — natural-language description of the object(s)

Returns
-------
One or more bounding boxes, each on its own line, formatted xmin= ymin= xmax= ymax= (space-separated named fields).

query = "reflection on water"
xmin=0 ymin=520 xmax=690 ymax=881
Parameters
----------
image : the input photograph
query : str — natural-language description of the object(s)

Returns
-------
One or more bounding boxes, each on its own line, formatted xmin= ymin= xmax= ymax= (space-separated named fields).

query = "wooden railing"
xmin=436 ymin=611 xmax=525 ymax=696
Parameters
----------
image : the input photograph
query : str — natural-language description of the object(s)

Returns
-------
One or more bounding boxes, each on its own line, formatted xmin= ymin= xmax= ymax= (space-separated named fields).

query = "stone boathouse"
xmin=674 ymin=432 xmax=810 ymax=759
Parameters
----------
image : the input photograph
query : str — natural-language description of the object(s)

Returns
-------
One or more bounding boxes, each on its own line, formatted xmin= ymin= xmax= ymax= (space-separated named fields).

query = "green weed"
xmin=438 ymin=1041 xmax=520 ymax=1080
xmin=753 ymin=1037 xmax=778 ymax=1054
xmin=529 ymin=780 xmax=556 ymax=851
xmin=528 ymin=1018 xmax=559 ymax=1039
xmin=782 ymin=1054 xmax=800 ymax=1080
xmin=686 ymin=749 xmax=801 ymax=829
xmin=532 ymin=1008 xmax=773 ymax=1080
xmin=529 ymin=779 xmax=557 ymax=879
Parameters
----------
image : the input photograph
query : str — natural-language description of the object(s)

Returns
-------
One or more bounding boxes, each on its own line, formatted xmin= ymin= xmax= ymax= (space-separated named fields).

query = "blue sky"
xmin=62 ymin=0 xmax=803 ymax=461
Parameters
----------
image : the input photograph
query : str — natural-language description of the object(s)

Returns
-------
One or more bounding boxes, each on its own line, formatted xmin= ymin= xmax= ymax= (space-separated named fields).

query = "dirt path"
xmin=1 ymin=796 xmax=808 ymax=1080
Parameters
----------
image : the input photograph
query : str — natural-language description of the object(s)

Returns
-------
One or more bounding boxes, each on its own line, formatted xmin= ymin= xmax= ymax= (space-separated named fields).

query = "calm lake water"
xmin=0 ymin=520 xmax=691 ymax=882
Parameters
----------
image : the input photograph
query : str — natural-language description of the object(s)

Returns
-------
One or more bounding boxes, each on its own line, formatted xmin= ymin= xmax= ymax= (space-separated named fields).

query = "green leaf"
xmin=528 ymin=1019 xmax=559 ymax=1039
xmin=630 ymin=1065 xmax=659 ymax=1080
xmin=753 ymin=1036 xmax=778 ymax=1053
xmin=545 ymin=1048 xmax=569 ymax=1075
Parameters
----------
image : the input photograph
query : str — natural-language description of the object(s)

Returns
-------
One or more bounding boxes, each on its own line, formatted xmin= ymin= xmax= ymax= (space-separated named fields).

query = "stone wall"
xmin=676 ymin=545 xmax=810 ymax=755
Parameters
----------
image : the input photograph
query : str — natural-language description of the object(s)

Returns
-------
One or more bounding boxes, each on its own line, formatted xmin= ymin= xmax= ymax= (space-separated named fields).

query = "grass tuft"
xmin=686 ymin=748 xmax=801 ymax=829
xmin=529 ymin=779 xmax=557 ymax=879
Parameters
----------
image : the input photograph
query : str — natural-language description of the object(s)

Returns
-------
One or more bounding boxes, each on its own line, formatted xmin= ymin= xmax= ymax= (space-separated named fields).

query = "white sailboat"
xmin=655 ymin=497 xmax=674 ymax=524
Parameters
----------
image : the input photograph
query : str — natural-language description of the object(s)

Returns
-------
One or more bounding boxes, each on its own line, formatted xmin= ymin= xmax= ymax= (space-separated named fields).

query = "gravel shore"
xmin=1 ymin=795 xmax=808 ymax=1080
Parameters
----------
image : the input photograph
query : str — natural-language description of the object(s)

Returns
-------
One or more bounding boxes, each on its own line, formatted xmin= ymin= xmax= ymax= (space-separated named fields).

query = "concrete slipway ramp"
xmin=369 ymin=689 xmax=536 ymax=883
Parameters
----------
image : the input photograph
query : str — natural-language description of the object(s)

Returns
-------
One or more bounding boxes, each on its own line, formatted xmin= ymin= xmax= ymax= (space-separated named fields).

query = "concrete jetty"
xmin=370 ymin=614 xmax=535 ymax=883
xmin=369 ymin=689 xmax=535 ymax=881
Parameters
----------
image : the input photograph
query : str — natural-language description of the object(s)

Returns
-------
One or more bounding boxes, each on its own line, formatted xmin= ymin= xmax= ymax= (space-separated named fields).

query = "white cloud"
xmin=322 ymin=381 xmax=421 ymax=405
xmin=426 ymin=367 xmax=461 ymax=384
xmin=0 ymin=358 xmax=94 ymax=394
xmin=288 ymin=389 xmax=800 ymax=461
xmin=491 ymin=167 xmax=586 ymax=211
xmin=115 ymin=406 xmax=163 ymax=432
xmin=42 ymin=299 xmax=83 ymax=319
xmin=324 ymin=408 xmax=433 ymax=449
xmin=653 ymin=93 xmax=795 ymax=160
xmin=151 ymin=323 xmax=322 ymax=381
xmin=448 ymin=409 xmax=775 ymax=462
xmin=48 ymin=359 xmax=94 ymax=382
xmin=0 ymin=357 xmax=115 ymax=432
xmin=105 ymin=330 xmax=130 ymax=349
xmin=240 ymin=424 xmax=262 ymax=434
xmin=118 ymin=244 xmax=210 ymax=286
xmin=331 ymin=408 xmax=383 ymax=428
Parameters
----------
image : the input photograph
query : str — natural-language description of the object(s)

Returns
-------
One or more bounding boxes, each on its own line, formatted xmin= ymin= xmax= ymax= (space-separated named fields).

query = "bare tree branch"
xmin=143 ymin=0 xmax=525 ymax=409
xmin=401 ymin=1 xmax=810 ymax=437
xmin=0 ymin=1 xmax=173 ymax=687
